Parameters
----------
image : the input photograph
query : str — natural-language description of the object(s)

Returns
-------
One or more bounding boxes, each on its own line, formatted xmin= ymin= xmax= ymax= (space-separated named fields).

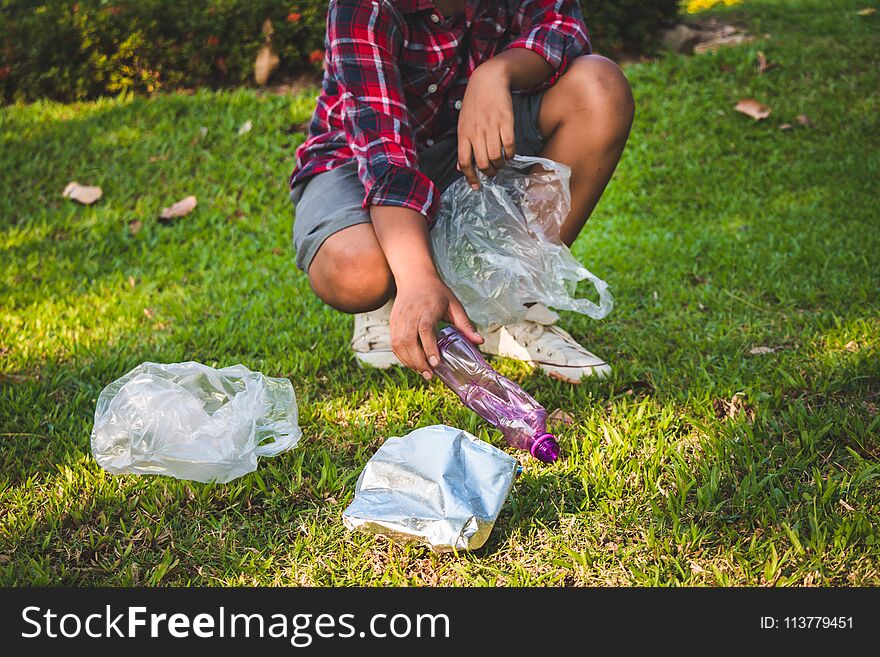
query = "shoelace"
xmin=505 ymin=320 xmax=584 ymax=361
xmin=353 ymin=311 xmax=392 ymax=348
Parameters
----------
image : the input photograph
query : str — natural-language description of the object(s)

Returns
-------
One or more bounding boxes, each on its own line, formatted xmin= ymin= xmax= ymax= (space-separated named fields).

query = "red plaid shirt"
xmin=289 ymin=0 xmax=591 ymax=222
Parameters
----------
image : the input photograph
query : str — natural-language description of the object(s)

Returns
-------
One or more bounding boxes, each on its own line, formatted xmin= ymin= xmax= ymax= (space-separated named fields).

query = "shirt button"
xmin=430 ymin=13 xmax=440 ymax=23
xmin=427 ymin=83 xmax=438 ymax=93
xmin=426 ymin=138 xmax=435 ymax=147
xmin=454 ymin=100 xmax=462 ymax=110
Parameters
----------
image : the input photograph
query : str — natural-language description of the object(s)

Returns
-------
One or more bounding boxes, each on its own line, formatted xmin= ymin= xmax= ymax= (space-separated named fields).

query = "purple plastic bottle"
xmin=433 ymin=326 xmax=561 ymax=463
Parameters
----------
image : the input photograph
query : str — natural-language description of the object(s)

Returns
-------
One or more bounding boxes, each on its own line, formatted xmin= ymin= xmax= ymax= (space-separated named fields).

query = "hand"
xmin=390 ymin=274 xmax=483 ymax=380
xmin=457 ymin=62 xmax=516 ymax=190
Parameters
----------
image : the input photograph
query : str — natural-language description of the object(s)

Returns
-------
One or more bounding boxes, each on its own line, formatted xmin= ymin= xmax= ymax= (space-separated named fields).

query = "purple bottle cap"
xmin=530 ymin=433 xmax=560 ymax=463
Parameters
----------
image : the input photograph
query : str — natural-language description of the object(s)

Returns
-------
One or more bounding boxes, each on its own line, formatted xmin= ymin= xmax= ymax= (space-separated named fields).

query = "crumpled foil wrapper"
xmin=342 ymin=425 xmax=517 ymax=552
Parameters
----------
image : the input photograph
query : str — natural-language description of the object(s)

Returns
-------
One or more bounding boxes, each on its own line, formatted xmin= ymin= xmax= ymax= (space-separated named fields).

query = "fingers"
xmin=446 ymin=299 xmax=483 ymax=345
xmin=487 ymin=132 xmax=505 ymax=173
xmin=473 ymin=137 xmax=496 ymax=179
xmin=500 ymin=122 xmax=516 ymax=163
xmin=391 ymin=313 xmax=433 ymax=380
xmin=459 ymin=127 xmax=512 ymax=189
xmin=457 ymin=138 xmax=480 ymax=191
xmin=419 ymin=319 xmax=441 ymax=369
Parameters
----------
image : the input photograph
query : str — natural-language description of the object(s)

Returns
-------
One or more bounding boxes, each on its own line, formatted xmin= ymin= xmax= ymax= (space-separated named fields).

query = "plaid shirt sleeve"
xmin=327 ymin=0 xmax=439 ymax=221
xmin=504 ymin=0 xmax=592 ymax=91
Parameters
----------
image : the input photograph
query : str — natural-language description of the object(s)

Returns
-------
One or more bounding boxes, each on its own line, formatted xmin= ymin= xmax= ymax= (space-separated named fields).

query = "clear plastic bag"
xmin=431 ymin=155 xmax=613 ymax=326
xmin=91 ymin=361 xmax=301 ymax=483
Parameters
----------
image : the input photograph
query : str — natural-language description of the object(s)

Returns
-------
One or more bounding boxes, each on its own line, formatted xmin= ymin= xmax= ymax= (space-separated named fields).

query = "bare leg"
xmin=536 ymin=55 xmax=635 ymax=246
xmin=307 ymin=223 xmax=395 ymax=313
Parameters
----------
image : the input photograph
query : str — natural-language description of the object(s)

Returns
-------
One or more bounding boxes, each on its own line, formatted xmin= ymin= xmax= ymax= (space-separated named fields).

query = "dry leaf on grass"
xmin=159 ymin=195 xmax=197 ymax=221
xmin=238 ymin=119 xmax=253 ymax=136
xmin=796 ymin=113 xmax=814 ymax=127
xmin=857 ymin=7 xmax=876 ymax=16
xmin=735 ymin=98 xmax=772 ymax=120
xmin=128 ymin=276 xmax=137 ymax=289
xmin=779 ymin=123 xmax=793 ymax=131
xmin=272 ymin=247 xmax=284 ymax=256
xmin=143 ymin=308 xmax=155 ymax=319
xmin=128 ymin=219 xmax=143 ymax=235
xmin=756 ymin=51 xmax=779 ymax=73
xmin=749 ymin=346 xmax=783 ymax=355
xmin=689 ymin=561 xmax=706 ymax=574
xmin=548 ymin=409 xmax=575 ymax=426
xmin=839 ymin=499 xmax=856 ymax=512
xmin=713 ymin=394 xmax=756 ymax=422
xmin=62 ymin=181 xmax=103 ymax=205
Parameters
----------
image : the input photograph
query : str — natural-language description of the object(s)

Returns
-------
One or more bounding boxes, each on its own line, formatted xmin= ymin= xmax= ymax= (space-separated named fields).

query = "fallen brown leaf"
xmin=756 ymin=51 xmax=779 ymax=74
xmin=689 ymin=561 xmax=706 ymax=574
xmin=238 ymin=120 xmax=253 ymax=136
xmin=549 ymin=409 xmax=575 ymax=426
xmin=844 ymin=340 xmax=860 ymax=352
xmin=735 ymin=98 xmax=772 ymax=120
xmin=148 ymin=154 xmax=169 ymax=163
xmin=857 ymin=7 xmax=876 ymax=16
xmin=128 ymin=276 xmax=137 ymax=289
xmin=143 ymin=308 xmax=155 ymax=319
xmin=713 ymin=394 xmax=755 ymax=422
xmin=749 ymin=346 xmax=782 ymax=355
xmin=839 ymin=499 xmax=856 ymax=512
xmin=159 ymin=195 xmax=197 ymax=221
xmin=779 ymin=123 xmax=793 ymax=131
xmin=796 ymin=113 xmax=814 ymax=127
xmin=272 ymin=247 xmax=285 ymax=256
xmin=62 ymin=181 xmax=103 ymax=205
xmin=128 ymin=219 xmax=143 ymax=235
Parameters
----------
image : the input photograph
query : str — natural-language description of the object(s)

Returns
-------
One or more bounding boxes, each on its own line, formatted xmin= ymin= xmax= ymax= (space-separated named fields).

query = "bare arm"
xmin=371 ymin=205 xmax=482 ymax=379
xmin=457 ymin=48 xmax=553 ymax=188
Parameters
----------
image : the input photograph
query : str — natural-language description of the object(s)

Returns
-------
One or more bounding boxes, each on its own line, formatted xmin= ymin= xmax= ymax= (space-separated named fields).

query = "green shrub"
xmin=0 ymin=1 xmax=679 ymax=103
xmin=583 ymin=0 xmax=681 ymax=54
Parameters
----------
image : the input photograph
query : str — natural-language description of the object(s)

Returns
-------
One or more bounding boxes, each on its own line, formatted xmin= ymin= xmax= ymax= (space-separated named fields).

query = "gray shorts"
xmin=290 ymin=91 xmax=546 ymax=272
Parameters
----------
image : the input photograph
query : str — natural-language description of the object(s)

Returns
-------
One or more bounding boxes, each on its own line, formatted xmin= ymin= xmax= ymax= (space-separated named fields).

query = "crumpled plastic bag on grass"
xmin=342 ymin=425 xmax=518 ymax=552
xmin=431 ymin=155 xmax=613 ymax=327
xmin=91 ymin=361 xmax=300 ymax=483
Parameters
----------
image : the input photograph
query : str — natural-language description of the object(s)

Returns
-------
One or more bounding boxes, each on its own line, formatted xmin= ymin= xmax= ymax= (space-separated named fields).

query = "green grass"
xmin=1 ymin=0 xmax=878 ymax=586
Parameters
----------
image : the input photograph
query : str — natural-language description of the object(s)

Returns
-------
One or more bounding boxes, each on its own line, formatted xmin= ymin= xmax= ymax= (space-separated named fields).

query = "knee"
xmin=561 ymin=55 xmax=635 ymax=129
xmin=308 ymin=238 xmax=394 ymax=313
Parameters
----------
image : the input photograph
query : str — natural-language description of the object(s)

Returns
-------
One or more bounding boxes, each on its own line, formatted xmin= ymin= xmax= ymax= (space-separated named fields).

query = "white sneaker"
xmin=351 ymin=299 xmax=402 ymax=369
xmin=479 ymin=304 xmax=611 ymax=384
